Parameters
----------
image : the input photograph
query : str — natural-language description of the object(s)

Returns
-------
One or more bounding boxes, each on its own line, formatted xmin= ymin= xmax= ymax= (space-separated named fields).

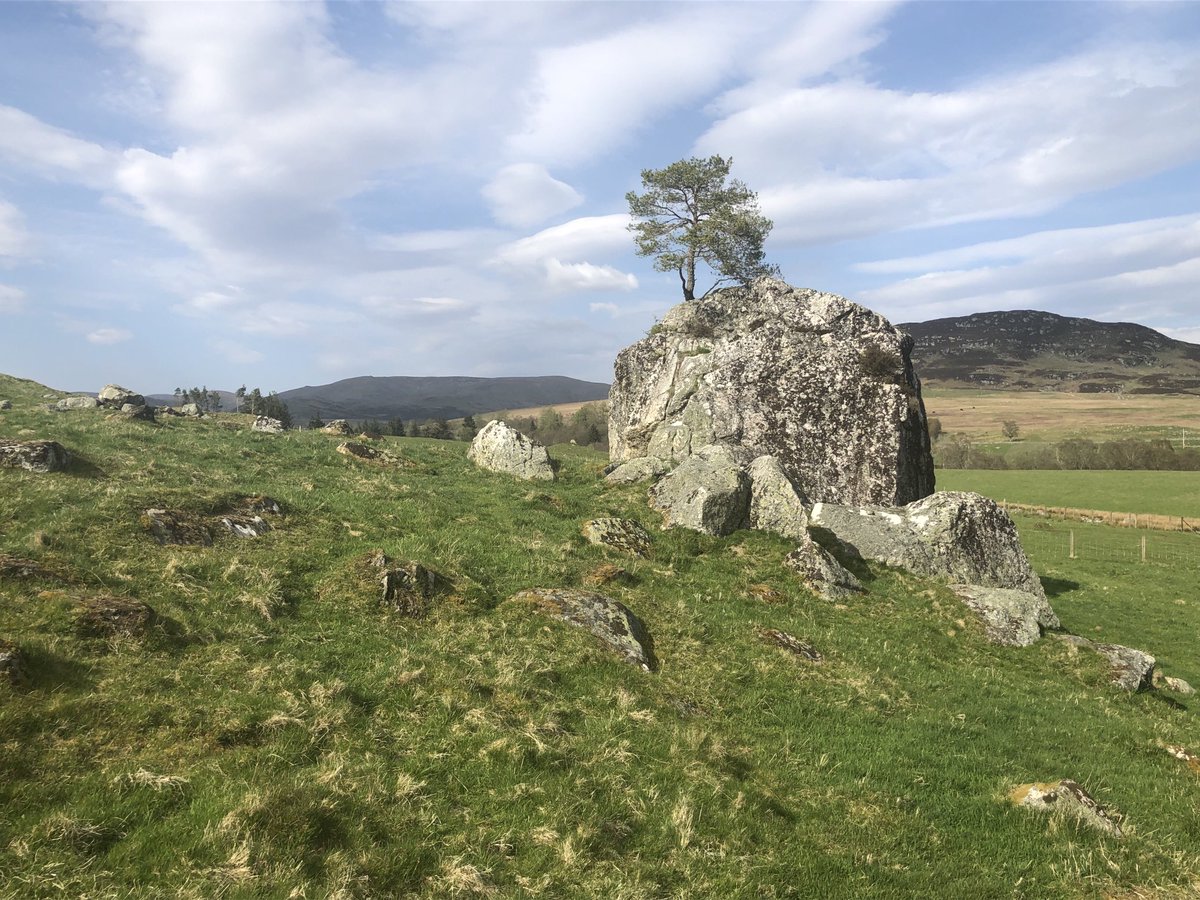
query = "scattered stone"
xmin=239 ymin=495 xmax=283 ymax=516
xmin=75 ymin=595 xmax=157 ymax=638
xmin=1008 ymin=780 xmax=1123 ymax=838
xmin=604 ymin=456 xmax=670 ymax=485
xmin=584 ymin=564 xmax=630 ymax=586
xmin=608 ymin=278 xmax=934 ymax=506
xmin=0 ymin=439 xmax=70 ymax=473
xmin=1156 ymin=673 xmax=1195 ymax=695
xmin=321 ymin=419 xmax=353 ymax=435
xmin=468 ymin=420 xmax=556 ymax=481
xmin=117 ymin=404 xmax=156 ymax=422
xmin=746 ymin=583 xmax=786 ymax=604
xmin=0 ymin=552 xmax=57 ymax=581
xmin=510 ymin=588 xmax=656 ymax=671
xmin=252 ymin=416 xmax=285 ymax=433
xmin=1054 ymin=634 xmax=1156 ymax=691
xmin=1164 ymin=745 xmax=1200 ymax=774
xmin=783 ymin=538 xmax=865 ymax=601
xmin=648 ymin=444 xmax=750 ymax=536
xmin=55 ymin=396 xmax=99 ymax=411
xmin=582 ymin=518 xmax=652 ymax=557
xmin=0 ymin=638 xmax=27 ymax=684
xmin=380 ymin=561 xmax=452 ymax=618
xmin=178 ymin=402 xmax=202 ymax=417
xmin=949 ymin=584 xmax=1056 ymax=648
xmin=0 ymin=400 xmax=11 ymax=410
xmin=142 ymin=509 xmax=213 ymax=546
xmin=98 ymin=384 xmax=144 ymax=408
xmin=747 ymin=455 xmax=810 ymax=541
xmin=758 ymin=628 xmax=822 ymax=662
xmin=219 ymin=515 xmax=271 ymax=538
xmin=338 ymin=441 xmax=382 ymax=461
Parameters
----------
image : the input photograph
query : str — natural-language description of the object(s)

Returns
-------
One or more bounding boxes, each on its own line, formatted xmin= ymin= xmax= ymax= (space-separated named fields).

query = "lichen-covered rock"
xmin=811 ymin=492 xmax=1053 ymax=608
xmin=1009 ymin=780 xmax=1123 ymax=838
xmin=338 ymin=441 xmax=381 ymax=461
xmin=142 ymin=509 xmax=213 ymax=546
xmin=582 ymin=518 xmax=652 ymax=557
xmin=604 ymin=456 xmax=670 ymax=485
xmin=252 ymin=416 xmax=285 ymax=433
xmin=1055 ymin=634 xmax=1155 ymax=691
xmin=118 ymin=404 xmax=156 ymax=422
xmin=509 ymin=588 xmax=656 ymax=671
xmin=747 ymin=455 xmax=809 ymax=540
xmin=219 ymin=515 xmax=271 ymax=538
xmin=949 ymin=584 xmax=1057 ymax=647
xmin=648 ymin=444 xmax=750 ymax=536
xmin=98 ymin=384 xmax=144 ymax=408
xmin=468 ymin=420 xmax=555 ymax=481
xmin=178 ymin=402 xmax=202 ymax=417
xmin=1154 ymin=672 xmax=1195 ymax=695
xmin=608 ymin=278 xmax=934 ymax=506
xmin=380 ymin=561 xmax=452 ymax=618
xmin=75 ymin=596 xmax=157 ymax=638
xmin=322 ymin=419 xmax=353 ymax=435
xmin=0 ymin=439 xmax=70 ymax=473
xmin=0 ymin=638 xmax=27 ymax=684
xmin=758 ymin=628 xmax=822 ymax=662
xmin=783 ymin=537 xmax=864 ymax=601
xmin=56 ymin=396 xmax=99 ymax=411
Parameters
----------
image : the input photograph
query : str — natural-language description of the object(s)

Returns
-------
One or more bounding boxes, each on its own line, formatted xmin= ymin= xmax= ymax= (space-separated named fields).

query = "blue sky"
xmin=1 ymin=1 xmax=1199 ymax=393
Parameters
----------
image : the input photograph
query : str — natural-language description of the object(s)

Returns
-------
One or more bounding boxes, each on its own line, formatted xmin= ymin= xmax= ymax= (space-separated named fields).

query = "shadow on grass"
xmin=18 ymin=644 xmax=95 ymax=693
xmin=64 ymin=454 xmax=107 ymax=479
xmin=1040 ymin=575 xmax=1080 ymax=598
xmin=1151 ymin=692 xmax=1188 ymax=712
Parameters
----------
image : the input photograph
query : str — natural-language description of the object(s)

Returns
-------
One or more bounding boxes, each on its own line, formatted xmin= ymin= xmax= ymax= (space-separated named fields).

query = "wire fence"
xmin=1012 ymin=516 xmax=1200 ymax=567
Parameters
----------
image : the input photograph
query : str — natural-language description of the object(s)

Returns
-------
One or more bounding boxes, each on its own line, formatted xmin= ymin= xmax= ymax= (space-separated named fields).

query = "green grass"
xmin=936 ymin=469 xmax=1200 ymax=517
xmin=2 ymin=397 xmax=1200 ymax=898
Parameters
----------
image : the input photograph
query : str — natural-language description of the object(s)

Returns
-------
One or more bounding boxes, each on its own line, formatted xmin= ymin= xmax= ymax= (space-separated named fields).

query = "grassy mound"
xmin=1 ymin=394 xmax=1198 ymax=898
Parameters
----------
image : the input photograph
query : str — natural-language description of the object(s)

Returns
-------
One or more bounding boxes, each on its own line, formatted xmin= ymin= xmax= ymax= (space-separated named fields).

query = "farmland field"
xmin=936 ymin=469 xmax=1200 ymax=518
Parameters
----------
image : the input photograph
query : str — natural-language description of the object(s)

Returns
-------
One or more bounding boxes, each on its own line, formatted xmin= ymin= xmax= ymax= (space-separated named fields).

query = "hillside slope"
xmin=902 ymin=310 xmax=1200 ymax=394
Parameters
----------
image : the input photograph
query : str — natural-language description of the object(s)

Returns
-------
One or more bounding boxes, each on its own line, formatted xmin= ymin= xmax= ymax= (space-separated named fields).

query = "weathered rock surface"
xmin=118 ymin=404 xmax=156 ymax=422
xmin=0 ymin=439 xmax=70 ymax=473
xmin=1055 ymin=634 xmax=1156 ymax=691
xmin=582 ymin=518 xmax=652 ymax=557
xmin=56 ymin=396 xmax=99 ymax=411
xmin=949 ymin=584 xmax=1056 ymax=647
xmin=0 ymin=638 xmax=27 ymax=684
xmin=252 ymin=416 xmax=285 ymax=433
xmin=143 ymin=509 xmax=213 ymax=546
xmin=648 ymin=444 xmax=750 ymax=535
xmin=783 ymin=538 xmax=865 ymax=601
xmin=178 ymin=402 xmax=202 ymax=417
xmin=98 ymin=384 xmax=144 ymax=408
xmin=1154 ymin=672 xmax=1195 ymax=695
xmin=811 ymin=492 xmax=1052 ymax=602
xmin=0 ymin=553 xmax=58 ymax=581
xmin=468 ymin=420 xmax=555 ymax=481
xmin=609 ymin=278 xmax=934 ymax=506
xmin=219 ymin=515 xmax=272 ymax=538
xmin=380 ymin=561 xmax=452 ymax=618
xmin=604 ymin=456 xmax=670 ymax=485
xmin=1009 ymin=780 xmax=1123 ymax=838
xmin=758 ymin=628 xmax=822 ymax=662
xmin=75 ymin=596 xmax=157 ymax=638
xmin=322 ymin=419 xmax=353 ymax=435
xmin=510 ymin=588 xmax=656 ymax=671
xmin=747 ymin=455 xmax=809 ymax=540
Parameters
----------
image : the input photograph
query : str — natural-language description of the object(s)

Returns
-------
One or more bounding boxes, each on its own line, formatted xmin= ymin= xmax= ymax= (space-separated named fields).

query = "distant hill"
xmin=901 ymin=310 xmax=1200 ymax=394
xmin=275 ymin=375 xmax=610 ymax=424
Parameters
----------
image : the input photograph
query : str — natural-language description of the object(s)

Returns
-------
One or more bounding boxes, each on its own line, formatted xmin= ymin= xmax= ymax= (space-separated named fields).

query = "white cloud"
xmin=482 ymin=163 xmax=583 ymax=228
xmin=0 ymin=105 xmax=116 ymax=187
xmin=211 ymin=339 xmax=265 ymax=365
xmin=544 ymin=259 xmax=637 ymax=293
xmin=371 ymin=228 xmax=504 ymax=254
xmin=492 ymin=214 xmax=631 ymax=268
xmin=0 ymin=284 xmax=26 ymax=313
xmin=0 ymin=200 xmax=30 ymax=259
xmin=86 ymin=327 xmax=132 ymax=345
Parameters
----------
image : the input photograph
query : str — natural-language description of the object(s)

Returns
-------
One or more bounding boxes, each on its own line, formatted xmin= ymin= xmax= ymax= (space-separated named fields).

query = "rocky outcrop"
xmin=1054 ymin=635 xmax=1156 ymax=691
xmin=179 ymin=403 xmax=202 ymax=417
xmin=0 ymin=439 xmax=70 ymax=473
xmin=949 ymin=585 xmax=1050 ymax=647
xmin=509 ymin=588 xmax=655 ymax=671
xmin=75 ymin=596 xmax=157 ymax=638
xmin=604 ymin=456 xmax=669 ymax=485
xmin=56 ymin=396 xmax=99 ymax=411
xmin=468 ymin=420 xmax=555 ymax=481
xmin=1008 ymin=780 xmax=1123 ymax=838
xmin=648 ymin=444 xmax=749 ymax=535
xmin=609 ymin=278 xmax=934 ymax=506
xmin=783 ymin=538 xmax=865 ymax=602
xmin=118 ymin=404 xmax=156 ymax=422
xmin=253 ymin=416 xmax=285 ymax=433
xmin=98 ymin=385 xmax=144 ymax=408
xmin=322 ymin=420 xmax=353 ymax=435
xmin=747 ymin=455 xmax=809 ymax=541
xmin=219 ymin=515 xmax=272 ymax=538
xmin=582 ymin=518 xmax=652 ymax=557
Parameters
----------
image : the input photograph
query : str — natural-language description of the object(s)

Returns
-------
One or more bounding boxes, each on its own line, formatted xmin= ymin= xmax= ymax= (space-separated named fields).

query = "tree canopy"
xmin=626 ymin=155 xmax=778 ymax=301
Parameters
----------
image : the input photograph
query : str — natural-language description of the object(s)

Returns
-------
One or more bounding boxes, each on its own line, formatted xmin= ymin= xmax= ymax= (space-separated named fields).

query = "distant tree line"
xmin=173 ymin=386 xmax=223 ymax=413
xmin=934 ymin=436 xmax=1200 ymax=471
xmin=346 ymin=403 xmax=609 ymax=449
xmin=235 ymin=385 xmax=292 ymax=429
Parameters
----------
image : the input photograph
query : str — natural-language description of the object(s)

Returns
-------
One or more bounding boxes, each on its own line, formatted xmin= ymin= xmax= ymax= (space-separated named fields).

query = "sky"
xmin=1 ymin=0 xmax=1199 ymax=393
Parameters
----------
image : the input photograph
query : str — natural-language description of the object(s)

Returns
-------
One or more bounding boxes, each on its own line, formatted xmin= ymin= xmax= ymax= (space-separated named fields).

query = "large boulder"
xmin=0 ymin=439 xmax=70 ymax=473
xmin=468 ymin=420 xmax=555 ymax=481
xmin=609 ymin=279 xmax=934 ymax=506
xmin=98 ymin=384 xmax=144 ymax=408
xmin=604 ymin=456 xmax=669 ymax=485
xmin=56 ymin=396 xmax=99 ymax=411
xmin=648 ymin=444 xmax=749 ymax=536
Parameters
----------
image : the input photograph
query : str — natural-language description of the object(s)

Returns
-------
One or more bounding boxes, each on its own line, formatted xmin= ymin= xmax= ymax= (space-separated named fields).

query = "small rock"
xmin=746 ymin=583 xmax=786 ymax=604
xmin=338 ymin=441 xmax=382 ymax=461
xmin=0 ymin=553 xmax=57 ymax=581
xmin=1054 ymin=634 xmax=1156 ymax=691
xmin=1164 ymin=745 xmax=1200 ymax=774
xmin=0 ymin=400 xmax=11 ymax=410
xmin=321 ymin=419 xmax=353 ymax=435
xmin=0 ymin=638 xmax=27 ymax=684
xmin=252 ymin=416 xmax=285 ymax=433
xmin=604 ymin=457 xmax=669 ymax=485
xmin=509 ymin=588 xmax=656 ymax=671
xmin=648 ymin=444 xmax=750 ymax=536
xmin=98 ymin=384 xmax=144 ymax=408
xmin=949 ymin=584 xmax=1054 ymax=647
xmin=783 ymin=537 xmax=864 ymax=601
xmin=584 ymin=564 xmax=630 ymax=586
xmin=747 ymin=455 xmax=809 ymax=541
xmin=239 ymin=495 xmax=283 ymax=516
xmin=75 ymin=596 xmax=157 ymax=638
xmin=178 ymin=403 xmax=202 ymax=417
xmin=758 ymin=628 xmax=822 ymax=662
xmin=142 ymin=509 xmax=213 ymax=546
xmin=55 ymin=396 xmax=99 ymax=411
xmin=0 ymin=439 xmax=70 ymax=473
xmin=582 ymin=518 xmax=652 ymax=557
xmin=1009 ymin=780 xmax=1123 ymax=838
xmin=468 ymin=420 xmax=556 ymax=481
xmin=380 ymin=562 xmax=452 ymax=618
xmin=1164 ymin=676 xmax=1195 ymax=695
xmin=219 ymin=515 xmax=271 ymax=538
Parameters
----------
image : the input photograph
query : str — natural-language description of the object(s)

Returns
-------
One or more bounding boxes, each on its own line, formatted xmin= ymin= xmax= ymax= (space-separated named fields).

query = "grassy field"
xmin=936 ymin=469 xmax=1200 ymax=518
xmin=2 ymin=387 xmax=1200 ymax=898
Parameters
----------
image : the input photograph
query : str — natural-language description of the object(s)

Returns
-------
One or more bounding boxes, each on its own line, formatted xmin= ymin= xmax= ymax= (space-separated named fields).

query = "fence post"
xmin=1069 ymin=530 xmax=1076 ymax=560
xmin=1141 ymin=534 xmax=1147 ymax=563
